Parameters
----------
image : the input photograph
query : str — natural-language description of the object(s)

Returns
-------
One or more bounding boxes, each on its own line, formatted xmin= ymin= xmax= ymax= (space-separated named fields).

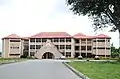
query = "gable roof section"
xmin=94 ymin=34 xmax=111 ymax=38
xmin=2 ymin=34 xmax=21 ymax=39
xmin=30 ymin=32 xmax=72 ymax=38
xmin=21 ymin=37 xmax=29 ymax=40
xmin=73 ymin=33 xmax=93 ymax=39
xmin=2 ymin=33 xmax=111 ymax=39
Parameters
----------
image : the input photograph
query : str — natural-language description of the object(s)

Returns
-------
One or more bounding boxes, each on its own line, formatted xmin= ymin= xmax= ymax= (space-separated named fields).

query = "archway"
xmin=42 ymin=52 xmax=54 ymax=59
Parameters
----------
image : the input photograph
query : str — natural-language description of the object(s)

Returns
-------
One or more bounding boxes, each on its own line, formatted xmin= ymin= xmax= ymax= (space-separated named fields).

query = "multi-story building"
xmin=2 ymin=32 xmax=111 ymax=59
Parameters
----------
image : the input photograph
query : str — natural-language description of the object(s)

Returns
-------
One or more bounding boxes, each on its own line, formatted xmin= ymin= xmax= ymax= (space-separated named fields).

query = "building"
xmin=2 ymin=32 xmax=111 ymax=59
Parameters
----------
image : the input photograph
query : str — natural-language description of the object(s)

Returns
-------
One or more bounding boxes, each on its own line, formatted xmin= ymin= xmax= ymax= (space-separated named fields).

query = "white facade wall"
xmin=2 ymin=37 xmax=111 ymax=58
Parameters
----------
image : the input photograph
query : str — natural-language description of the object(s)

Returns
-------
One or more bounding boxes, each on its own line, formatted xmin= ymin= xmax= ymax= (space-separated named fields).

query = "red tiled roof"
xmin=3 ymin=34 xmax=21 ymax=39
xmin=2 ymin=33 xmax=111 ymax=39
xmin=30 ymin=32 xmax=72 ymax=38
xmin=22 ymin=37 xmax=29 ymax=40
xmin=94 ymin=34 xmax=111 ymax=38
xmin=73 ymin=33 xmax=93 ymax=39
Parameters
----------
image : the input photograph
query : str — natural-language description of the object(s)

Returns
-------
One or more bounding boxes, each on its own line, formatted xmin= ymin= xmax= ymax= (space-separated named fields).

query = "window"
xmin=10 ymin=40 xmax=20 ymax=42
xmin=10 ymin=47 xmax=19 ymax=49
xmin=66 ymin=38 xmax=71 ymax=42
xmin=55 ymin=45 xmax=59 ymax=49
xmin=75 ymin=52 xmax=79 ymax=58
xmin=93 ymin=47 xmax=105 ymax=49
xmin=106 ymin=48 xmax=110 ymax=49
xmin=87 ymin=39 xmax=92 ymax=43
xmin=87 ymin=39 xmax=91 ymax=41
xmin=93 ymin=40 xmax=96 ymax=42
xmin=66 ymin=52 xmax=71 ymax=57
xmin=54 ymin=38 xmax=59 ymax=42
xmin=60 ymin=45 xmax=65 ymax=49
xmin=24 ymin=45 xmax=29 ymax=50
xmin=47 ymin=38 xmax=53 ymax=42
xmin=93 ymin=40 xmax=105 ymax=42
xmin=75 ymin=46 xmax=79 ymax=50
xmin=87 ymin=46 xmax=91 ymax=50
xmin=81 ymin=39 xmax=86 ymax=43
xmin=61 ymin=52 xmax=64 ymax=56
xmin=30 ymin=39 xmax=35 ymax=42
xmin=107 ymin=40 xmax=110 ymax=42
xmin=66 ymin=45 xmax=71 ymax=49
xmin=24 ymin=40 xmax=28 ymax=42
xmin=30 ymin=45 xmax=35 ymax=49
xmin=60 ymin=38 xmax=65 ymax=42
xmin=98 ymin=40 xmax=105 ymax=42
xmin=81 ymin=39 xmax=86 ymax=41
xmin=36 ymin=45 xmax=41 ymax=49
xmin=36 ymin=38 xmax=41 ymax=42
xmin=42 ymin=38 xmax=47 ymax=42
xmin=30 ymin=52 xmax=35 ymax=56
xmin=75 ymin=39 xmax=79 ymax=43
xmin=9 ymin=54 xmax=20 ymax=56
xmin=81 ymin=46 xmax=86 ymax=50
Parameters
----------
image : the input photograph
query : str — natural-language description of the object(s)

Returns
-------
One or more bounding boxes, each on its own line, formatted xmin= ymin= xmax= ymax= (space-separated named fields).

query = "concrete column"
xmin=58 ymin=38 xmax=60 ymax=49
xmin=40 ymin=38 xmax=42 ymax=48
xmin=65 ymin=38 xmax=66 ymax=57
xmin=19 ymin=39 xmax=22 ymax=57
xmin=86 ymin=39 xmax=87 ymax=57
xmin=91 ymin=39 xmax=93 ymax=56
xmin=105 ymin=38 xmax=106 ymax=58
xmin=29 ymin=39 xmax=30 ymax=56
xmin=41 ymin=38 xmax=43 ymax=46
xmin=2 ymin=39 xmax=5 ymax=57
xmin=51 ymin=38 xmax=53 ymax=42
xmin=96 ymin=38 xmax=98 ymax=56
xmin=71 ymin=38 xmax=74 ymax=58
xmin=8 ymin=39 xmax=10 ymax=58
xmin=79 ymin=39 xmax=81 ymax=56
xmin=35 ymin=39 xmax=36 ymax=54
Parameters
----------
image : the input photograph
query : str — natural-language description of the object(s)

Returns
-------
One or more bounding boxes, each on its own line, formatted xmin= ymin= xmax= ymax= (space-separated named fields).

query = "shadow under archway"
xmin=42 ymin=52 xmax=55 ymax=59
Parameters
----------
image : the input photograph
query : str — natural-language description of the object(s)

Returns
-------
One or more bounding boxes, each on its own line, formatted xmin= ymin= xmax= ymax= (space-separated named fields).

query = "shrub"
xmin=20 ymin=55 xmax=27 ymax=58
xmin=117 ymin=58 xmax=120 ymax=62
xmin=27 ymin=56 xmax=33 ymax=59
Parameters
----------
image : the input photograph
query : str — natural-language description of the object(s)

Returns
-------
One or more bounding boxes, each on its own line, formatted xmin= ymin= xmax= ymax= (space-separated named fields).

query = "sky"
xmin=0 ymin=0 xmax=119 ymax=52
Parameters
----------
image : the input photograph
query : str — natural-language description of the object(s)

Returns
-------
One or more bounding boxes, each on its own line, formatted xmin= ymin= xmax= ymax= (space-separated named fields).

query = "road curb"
xmin=63 ymin=62 xmax=90 ymax=79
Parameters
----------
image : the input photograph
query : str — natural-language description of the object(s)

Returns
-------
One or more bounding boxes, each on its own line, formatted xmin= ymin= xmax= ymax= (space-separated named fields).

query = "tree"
xmin=0 ymin=52 xmax=1 ymax=57
xmin=111 ymin=43 xmax=118 ymax=58
xmin=20 ymin=49 xmax=28 ymax=58
xmin=66 ymin=0 xmax=120 ymax=47
xmin=111 ymin=43 xmax=120 ymax=58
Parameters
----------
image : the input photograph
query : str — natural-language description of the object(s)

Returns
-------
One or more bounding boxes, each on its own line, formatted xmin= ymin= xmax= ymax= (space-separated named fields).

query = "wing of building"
xmin=2 ymin=32 xmax=111 ymax=59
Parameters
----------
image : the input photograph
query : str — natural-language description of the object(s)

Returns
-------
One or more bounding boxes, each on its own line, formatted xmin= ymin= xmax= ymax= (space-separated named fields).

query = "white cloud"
xmin=0 ymin=0 xmax=119 ymax=52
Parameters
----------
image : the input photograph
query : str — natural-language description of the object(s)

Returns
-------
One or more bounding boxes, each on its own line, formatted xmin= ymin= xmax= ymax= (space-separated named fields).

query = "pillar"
xmin=86 ymin=39 xmax=87 ymax=57
xmin=105 ymin=38 xmax=106 ymax=58
xmin=28 ymin=39 xmax=30 ymax=56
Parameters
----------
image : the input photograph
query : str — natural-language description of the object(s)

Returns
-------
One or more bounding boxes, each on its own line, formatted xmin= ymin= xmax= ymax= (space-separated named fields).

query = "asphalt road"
xmin=0 ymin=60 xmax=81 ymax=79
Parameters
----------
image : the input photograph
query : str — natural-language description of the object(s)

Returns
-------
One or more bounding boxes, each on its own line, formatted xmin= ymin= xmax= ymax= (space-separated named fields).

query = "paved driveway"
xmin=0 ymin=60 xmax=81 ymax=79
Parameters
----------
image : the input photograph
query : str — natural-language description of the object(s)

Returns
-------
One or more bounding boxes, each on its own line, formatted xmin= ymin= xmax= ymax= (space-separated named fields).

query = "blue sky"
xmin=0 ymin=0 xmax=119 ymax=52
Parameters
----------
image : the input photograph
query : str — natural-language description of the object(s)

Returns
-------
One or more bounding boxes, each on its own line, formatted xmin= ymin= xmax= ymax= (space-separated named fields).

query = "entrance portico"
xmin=35 ymin=40 xmax=62 ymax=59
xmin=42 ymin=52 xmax=54 ymax=59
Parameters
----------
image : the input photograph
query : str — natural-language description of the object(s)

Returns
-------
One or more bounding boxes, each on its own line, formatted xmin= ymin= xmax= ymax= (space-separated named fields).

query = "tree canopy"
xmin=111 ymin=43 xmax=120 ymax=58
xmin=66 ymin=0 xmax=120 ymax=32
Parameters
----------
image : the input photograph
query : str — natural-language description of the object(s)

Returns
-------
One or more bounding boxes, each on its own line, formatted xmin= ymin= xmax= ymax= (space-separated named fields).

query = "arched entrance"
xmin=42 ymin=52 xmax=54 ymax=59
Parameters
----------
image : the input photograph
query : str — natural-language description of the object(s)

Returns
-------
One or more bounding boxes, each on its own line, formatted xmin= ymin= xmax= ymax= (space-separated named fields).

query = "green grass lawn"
xmin=68 ymin=61 xmax=120 ymax=79
xmin=0 ymin=58 xmax=27 ymax=63
xmin=66 ymin=57 xmax=118 ymax=60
